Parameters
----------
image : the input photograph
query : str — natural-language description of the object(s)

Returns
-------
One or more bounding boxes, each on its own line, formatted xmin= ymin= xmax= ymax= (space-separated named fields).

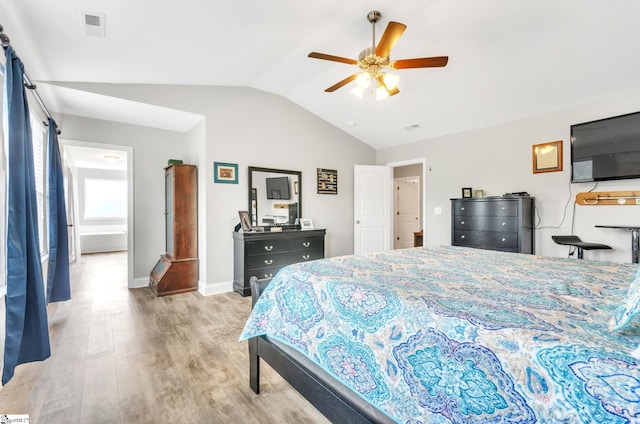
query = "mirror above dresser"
xmin=248 ymin=166 xmax=301 ymax=229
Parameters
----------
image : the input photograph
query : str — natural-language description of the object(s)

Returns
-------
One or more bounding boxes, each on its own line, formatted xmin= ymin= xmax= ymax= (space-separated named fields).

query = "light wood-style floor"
xmin=0 ymin=252 xmax=329 ymax=423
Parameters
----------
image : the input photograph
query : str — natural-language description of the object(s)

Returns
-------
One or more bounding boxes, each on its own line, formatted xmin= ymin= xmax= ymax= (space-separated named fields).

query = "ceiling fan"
xmin=308 ymin=10 xmax=448 ymax=99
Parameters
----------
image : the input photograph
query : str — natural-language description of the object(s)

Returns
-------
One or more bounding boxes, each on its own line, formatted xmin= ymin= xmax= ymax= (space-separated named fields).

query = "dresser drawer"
xmin=453 ymin=201 xmax=518 ymax=217
xmin=453 ymin=216 xmax=518 ymax=232
xmin=453 ymin=230 xmax=518 ymax=251
xmin=247 ymin=265 xmax=284 ymax=280
xmin=246 ymin=239 xmax=289 ymax=255
xmin=287 ymin=247 xmax=324 ymax=262
xmin=246 ymin=252 xmax=291 ymax=270
xmin=288 ymin=236 xmax=324 ymax=252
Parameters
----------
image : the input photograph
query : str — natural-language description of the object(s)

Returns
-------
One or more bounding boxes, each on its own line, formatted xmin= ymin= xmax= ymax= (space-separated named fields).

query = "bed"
xmin=240 ymin=245 xmax=640 ymax=423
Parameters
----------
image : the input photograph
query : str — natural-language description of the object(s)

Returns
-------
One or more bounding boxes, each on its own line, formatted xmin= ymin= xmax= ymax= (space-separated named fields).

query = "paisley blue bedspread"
xmin=239 ymin=245 xmax=640 ymax=423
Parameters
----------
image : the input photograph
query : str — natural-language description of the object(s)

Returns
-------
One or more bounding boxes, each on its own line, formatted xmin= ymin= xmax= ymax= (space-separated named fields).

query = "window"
xmin=83 ymin=178 xmax=127 ymax=219
xmin=30 ymin=114 xmax=47 ymax=257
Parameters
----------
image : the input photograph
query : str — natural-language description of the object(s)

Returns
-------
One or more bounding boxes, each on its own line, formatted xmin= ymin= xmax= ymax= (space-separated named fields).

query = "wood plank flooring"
xmin=0 ymin=252 xmax=329 ymax=423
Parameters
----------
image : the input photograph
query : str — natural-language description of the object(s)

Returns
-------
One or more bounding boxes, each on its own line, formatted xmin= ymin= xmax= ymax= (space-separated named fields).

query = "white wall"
xmin=377 ymin=89 xmax=640 ymax=264
xmin=54 ymin=85 xmax=376 ymax=294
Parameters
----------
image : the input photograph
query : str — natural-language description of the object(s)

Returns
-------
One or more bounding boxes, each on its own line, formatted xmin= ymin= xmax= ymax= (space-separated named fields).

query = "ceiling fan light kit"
xmin=308 ymin=10 xmax=448 ymax=100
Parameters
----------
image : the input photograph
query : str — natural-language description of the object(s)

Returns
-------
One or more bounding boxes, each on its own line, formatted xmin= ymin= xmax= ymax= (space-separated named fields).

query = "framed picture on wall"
xmin=214 ymin=162 xmax=238 ymax=184
xmin=532 ymin=140 xmax=563 ymax=174
xmin=317 ymin=168 xmax=338 ymax=194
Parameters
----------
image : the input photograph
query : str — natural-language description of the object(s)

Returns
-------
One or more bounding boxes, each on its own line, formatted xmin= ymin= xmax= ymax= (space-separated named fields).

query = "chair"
xmin=552 ymin=235 xmax=612 ymax=259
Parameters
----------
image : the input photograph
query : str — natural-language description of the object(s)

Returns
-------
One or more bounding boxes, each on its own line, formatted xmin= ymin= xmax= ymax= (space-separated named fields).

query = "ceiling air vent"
xmin=404 ymin=124 xmax=421 ymax=131
xmin=82 ymin=12 xmax=106 ymax=37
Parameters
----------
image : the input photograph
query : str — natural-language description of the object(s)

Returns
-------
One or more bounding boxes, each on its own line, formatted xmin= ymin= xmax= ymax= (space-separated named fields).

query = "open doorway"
xmin=60 ymin=140 xmax=134 ymax=288
xmin=389 ymin=159 xmax=425 ymax=249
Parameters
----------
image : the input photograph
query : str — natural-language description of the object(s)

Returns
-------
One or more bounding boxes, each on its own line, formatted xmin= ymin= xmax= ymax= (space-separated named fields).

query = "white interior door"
xmin=354 ymin=165 xmax=390 ymax=255
xmin=394 ymin=177 xmax=420 ymax=249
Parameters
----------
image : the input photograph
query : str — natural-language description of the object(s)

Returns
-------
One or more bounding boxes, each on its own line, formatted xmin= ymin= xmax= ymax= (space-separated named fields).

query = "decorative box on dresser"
xmin=233 ymin=229 xmax=326 ymax=296
xmin=149 ymin=164 xmax=199 ymax=296
xmin=451 ymin=196 xmax=535 ymax=254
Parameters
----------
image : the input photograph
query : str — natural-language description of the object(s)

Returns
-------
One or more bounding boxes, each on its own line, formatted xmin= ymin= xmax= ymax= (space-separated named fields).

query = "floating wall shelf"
xmin=576 ymin=190 xmax=640 ymax=206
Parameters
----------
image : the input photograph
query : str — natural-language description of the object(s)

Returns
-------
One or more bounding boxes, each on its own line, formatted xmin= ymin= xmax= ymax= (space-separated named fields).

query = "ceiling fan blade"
xmin=325 ymin=74 xmax=357 ymax=92
xmin=388 ymin=87 xmax=400 ymax=97
xmin=375 ymin=21 xmax=407 ymax=58
xmin=392 ymin=56 xmax=449 ymax=69
xmin=308 ymin=52 xmax=358 ymax=65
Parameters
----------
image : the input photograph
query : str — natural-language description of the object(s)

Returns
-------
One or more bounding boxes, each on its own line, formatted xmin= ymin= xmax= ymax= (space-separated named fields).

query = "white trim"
xmin=132 ymin=276 xmax=148 ymax=289
xmin=199 ymin=280 xmax=232 ymax=296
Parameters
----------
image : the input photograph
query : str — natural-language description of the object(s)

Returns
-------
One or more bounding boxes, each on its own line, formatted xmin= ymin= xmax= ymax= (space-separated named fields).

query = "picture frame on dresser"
xmin=299 ymin=218 xmax=314 ymax=230
xmin=238 ymin=210 xmax=252 ymax=232
xmin=462 ymin=187 xmax=472 ymax=198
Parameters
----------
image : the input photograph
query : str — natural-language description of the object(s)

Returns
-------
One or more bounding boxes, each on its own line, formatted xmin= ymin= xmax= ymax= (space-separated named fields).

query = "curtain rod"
xmin=0 ymin=24 xmax=61 ymax=134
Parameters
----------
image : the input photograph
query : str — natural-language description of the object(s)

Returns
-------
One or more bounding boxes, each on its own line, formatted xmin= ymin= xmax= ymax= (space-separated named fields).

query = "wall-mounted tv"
xmin=571 ymin=111 xmax=640 ymax=183
xmin=266 ymin=176 xmax=290 ymax=199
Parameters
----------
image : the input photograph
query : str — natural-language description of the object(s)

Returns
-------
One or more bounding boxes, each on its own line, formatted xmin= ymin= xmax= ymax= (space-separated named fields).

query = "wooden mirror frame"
xmin=532 ymin=140 xmax=563 ymax=174
xmin=248 ymin=166 xmax=302 ymax=229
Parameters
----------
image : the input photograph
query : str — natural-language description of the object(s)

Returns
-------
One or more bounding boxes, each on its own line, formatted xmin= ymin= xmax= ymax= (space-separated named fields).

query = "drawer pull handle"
xmin=460 ymin=207 xmax=465 ymax=211
xmin=264 ymin=273 xmax=273 ymax=278
xmin=501 ymin=207 xmax=506 ymax=210
xmin=461 ymin=221 xmax=465 ymax=225
xmin=502 ymin=222 xmax=506 ymax=226
xmin=264 ymin=245 xmax=274 ymax=251
xmin=501 ymin=238 xmax=507 ymax=242
xmin=461 ymin=235 xmax=466 ymax=239
xmin=303 ymin=242 xmax=311 ymax=247
xmin=264 ymin=259 xmax=273 ymax=265
xmin=302 ymin=255 xmax=310 ymax=260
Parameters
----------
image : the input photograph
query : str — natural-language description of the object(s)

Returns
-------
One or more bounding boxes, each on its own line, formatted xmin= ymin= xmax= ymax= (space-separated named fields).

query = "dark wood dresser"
xmin=451 ymin=196 xmax=534 ymax=254
xmin=233 ymin=229 xmax=326 ymax=296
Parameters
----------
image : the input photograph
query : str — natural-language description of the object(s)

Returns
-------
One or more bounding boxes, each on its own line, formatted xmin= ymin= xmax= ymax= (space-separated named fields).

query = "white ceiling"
xmin=2 ymin=1 xmax=640 ymax=150
xmin=63 ymin=145 xmax=127 ymax=171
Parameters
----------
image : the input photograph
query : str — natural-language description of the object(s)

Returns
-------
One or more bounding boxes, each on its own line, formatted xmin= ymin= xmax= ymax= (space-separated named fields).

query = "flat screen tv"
xmin=266 ymin=176 xmax=290 ymax=200
xmin=571 ymin=111 xmax=640 ymax=183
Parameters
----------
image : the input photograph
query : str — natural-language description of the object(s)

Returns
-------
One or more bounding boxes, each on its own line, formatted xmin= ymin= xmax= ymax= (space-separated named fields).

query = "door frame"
xmin=387 ymin=158 xmax=426 ymax=247
xmin=393 ymin=176 xmax=421 ymax=249
xmin=59 ymin=139 xmax=135 ymax=289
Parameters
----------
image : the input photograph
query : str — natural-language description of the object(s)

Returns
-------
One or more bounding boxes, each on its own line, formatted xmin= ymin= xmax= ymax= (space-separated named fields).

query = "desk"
xmin=595 ymin=225 xmax=640 ymax=263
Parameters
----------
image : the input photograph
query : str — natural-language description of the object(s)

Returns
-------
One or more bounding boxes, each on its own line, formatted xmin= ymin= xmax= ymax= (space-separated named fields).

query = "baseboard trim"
xmin=132 ymin=276 xmax=148 ymax=289
xmin=132 ymin=277 xmax=231 ymax=296
xmin=199 ymin=280 xmax=232 ymax=296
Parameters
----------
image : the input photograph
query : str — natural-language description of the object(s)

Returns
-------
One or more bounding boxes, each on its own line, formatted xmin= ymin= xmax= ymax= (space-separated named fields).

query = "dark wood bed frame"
xmin=248 ymin=277 xmax=390 ymax=424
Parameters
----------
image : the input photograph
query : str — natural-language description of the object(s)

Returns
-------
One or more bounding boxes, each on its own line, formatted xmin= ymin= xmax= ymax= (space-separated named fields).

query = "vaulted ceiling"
xmin=2 ymin=1 xmax=640 ymax=149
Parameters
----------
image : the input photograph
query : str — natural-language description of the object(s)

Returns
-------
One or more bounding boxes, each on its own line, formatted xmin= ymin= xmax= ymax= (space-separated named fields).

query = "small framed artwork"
xmin=299 ymin=218 xmax=314 ymax=230
xmin=532 ymin=140 xmax=563 ymax=174
xmin=214 ymin=162 xmax=238 ymax=184
xmin=317 ymin=168 xmax=338 ymax=194
xmin=238 ymin=210 xmax=252 ymax=232
xmin=462 ymin=187 xmax=473 ymax=198
xmin=474 ymin=189 xmax=485 ymax=198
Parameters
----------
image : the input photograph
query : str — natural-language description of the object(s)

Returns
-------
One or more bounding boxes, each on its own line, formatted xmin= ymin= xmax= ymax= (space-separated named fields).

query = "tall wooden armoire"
xmin=150 ymin=164 xmax=198 ymax=296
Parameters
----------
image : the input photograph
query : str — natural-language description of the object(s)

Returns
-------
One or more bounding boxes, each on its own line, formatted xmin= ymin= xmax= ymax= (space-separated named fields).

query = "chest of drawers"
xmin=233 ymin=229 xmax=326 ymax=296
xmin=451 ymin=197 xmax=534 ymax=254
